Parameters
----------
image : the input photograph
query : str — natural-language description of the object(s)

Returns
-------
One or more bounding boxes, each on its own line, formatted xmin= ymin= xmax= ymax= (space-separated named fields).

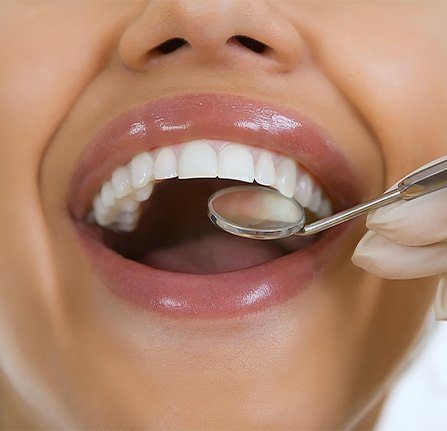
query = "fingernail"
xmin=435 ymin=275 xmax=447 ymax=321
xmin=351 ymin=230 xmax=380 ymax=270
xmin=351 ymin=231 xmax=411 ymax=279
xmin=366 ymin=201 xmax=401 ymax=230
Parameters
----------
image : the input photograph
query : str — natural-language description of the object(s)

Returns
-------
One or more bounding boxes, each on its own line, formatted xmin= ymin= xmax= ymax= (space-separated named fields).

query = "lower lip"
xmin=74 ymin=222 xmax=351 ymax=319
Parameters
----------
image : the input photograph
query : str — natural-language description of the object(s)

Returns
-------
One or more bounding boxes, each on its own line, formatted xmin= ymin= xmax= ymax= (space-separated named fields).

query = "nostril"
xmin=229 ymin=35 xmax=269 ymax=54
xmin=155 ymin=37 xmax=189 ymax=54
xmin=141 ymin=34 xmax=270 ymax=67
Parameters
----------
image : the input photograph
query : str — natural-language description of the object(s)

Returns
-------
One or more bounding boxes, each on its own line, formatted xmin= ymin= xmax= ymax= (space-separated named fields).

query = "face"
xmin=1 ymin=1 xmax=446 ymax=429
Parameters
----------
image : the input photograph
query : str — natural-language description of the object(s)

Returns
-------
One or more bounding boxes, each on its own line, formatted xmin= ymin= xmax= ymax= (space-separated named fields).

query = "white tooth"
xmin=178 ymin=140 xmax=218 ymax=179
xmin=308 ymin=186 xmax=322 ymax=213
xmin=294 ymin=172 xmax=314 ymax=207
xmin=93 ymin=196 xmax=114 ymax=226
xmin=154 ymin=147 xmax=177 ymax=179
xmin=255 ymin=152 xmax=276 ymax=186
xmin=217 ymin=144 xmax=254 ymax=182
xmin=133 ymin=183 xmax=153 ymax=202
xmin=274 ymin=158 xmax=297 ymax=198
xmin=316 ymin=197 xmax=332 ymax=218
xmin=118 ymin=210 xmax=139 ymax=225
xmin=118 ymin=197 xmax=140 ymax=212
xmin=100 ymin=181 xmax=116 ymax=208
xmin=95 ymin=212 xmax=115 ymax=227
xmin=130 ymin=152 xmax=154 ymax=189
xmin=93 ymin=195 xmax=108 ymax=215
xmin=111 ymin=166 xmax=132 ymax=199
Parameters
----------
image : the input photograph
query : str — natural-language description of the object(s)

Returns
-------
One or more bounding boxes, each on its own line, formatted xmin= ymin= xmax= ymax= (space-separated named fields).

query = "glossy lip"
xmin=70 ymin=93 xmax=363 ymax=318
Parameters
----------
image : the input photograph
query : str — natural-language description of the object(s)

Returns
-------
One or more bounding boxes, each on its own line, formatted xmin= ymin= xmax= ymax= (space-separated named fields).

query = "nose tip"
xmin=119 ymin=0 xmax=303 ymax=73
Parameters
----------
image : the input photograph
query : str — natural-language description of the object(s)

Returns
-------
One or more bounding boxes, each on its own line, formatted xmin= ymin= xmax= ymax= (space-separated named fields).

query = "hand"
xmin=352 ymin=156 xmax=447 ymax=321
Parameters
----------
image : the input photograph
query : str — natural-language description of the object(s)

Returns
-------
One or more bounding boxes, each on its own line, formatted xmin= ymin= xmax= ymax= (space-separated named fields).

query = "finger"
xmin=352 ymin=230 xmax=447 ymax=279
xmin=366 ymin=187 xmax=447 ymax=246
xmin=435 ymin=274 xmax=447 ymax=321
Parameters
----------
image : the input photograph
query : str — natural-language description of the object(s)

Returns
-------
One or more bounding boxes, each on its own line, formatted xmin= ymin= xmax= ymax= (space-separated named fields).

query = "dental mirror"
xmin=208 ymin=158 xmax=447 ymax=240
xmin=207 ymin=186 xmax=306 ymax=239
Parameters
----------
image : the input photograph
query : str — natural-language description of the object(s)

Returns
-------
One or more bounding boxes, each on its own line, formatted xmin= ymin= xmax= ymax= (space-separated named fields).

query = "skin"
xmin=1 ymin=1 xmax=446 ymax=429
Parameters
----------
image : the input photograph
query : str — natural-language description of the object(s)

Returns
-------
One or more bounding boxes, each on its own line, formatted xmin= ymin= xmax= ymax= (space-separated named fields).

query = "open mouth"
xmin=70 ymin=94 xmax=362 ymax=318
xmin=92 ymin=140 xmax=332 ymax=273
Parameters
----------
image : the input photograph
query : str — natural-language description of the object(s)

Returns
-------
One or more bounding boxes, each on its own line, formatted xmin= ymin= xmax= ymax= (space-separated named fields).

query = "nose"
xmin=119 ymin=0 xmax=303 ymax=73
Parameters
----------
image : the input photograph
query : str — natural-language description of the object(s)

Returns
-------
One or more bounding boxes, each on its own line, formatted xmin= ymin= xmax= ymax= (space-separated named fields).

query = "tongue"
xmin=140 ymin=233 xmax=283 ymax=274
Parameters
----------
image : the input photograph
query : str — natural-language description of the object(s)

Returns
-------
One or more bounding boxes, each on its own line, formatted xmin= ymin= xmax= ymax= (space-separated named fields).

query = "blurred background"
xmin=378 ymin=322 xmax=447 ymax=430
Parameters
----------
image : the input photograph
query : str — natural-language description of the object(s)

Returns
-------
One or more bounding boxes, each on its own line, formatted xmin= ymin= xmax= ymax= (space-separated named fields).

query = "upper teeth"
xmin=91 ymin=140 xmax=333 ymax=232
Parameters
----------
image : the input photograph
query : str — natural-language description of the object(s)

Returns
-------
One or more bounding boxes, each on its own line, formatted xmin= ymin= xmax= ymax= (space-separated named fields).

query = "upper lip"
xmin=69 ymin=93 xmax=363 ymax=220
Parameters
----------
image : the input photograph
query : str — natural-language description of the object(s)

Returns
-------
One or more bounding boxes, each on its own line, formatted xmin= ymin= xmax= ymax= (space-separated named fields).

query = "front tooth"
xmin=308 ymin=187 xmax=322 ymax=213
xmin=274 ymin=158 xmax=297 ymax=198
xmin=133 ymin=183 xmax=153 ymax=202
xmin=178 ymin=140 xmax=218 ymax=179
xmin=217 ymin=144 xmax=254 ymax=182
xmin=111 ymin=166 xmax=132 ymax=199
xmin=100 ymin=181 xmax=116 ymax=207
xmin=154 ymin=147 xmax=177 ymax=179
xmin=130 ymin=152 xmax=154 ymax=189
xmin=255 ymin=152 xmax=276 ymax=186
xmin=294 ymin=172 xmax=313 ymax=207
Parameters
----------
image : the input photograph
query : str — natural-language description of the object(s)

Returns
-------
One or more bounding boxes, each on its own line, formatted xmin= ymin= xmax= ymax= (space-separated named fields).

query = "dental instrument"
xmin=208 ymin=158 xmax=447 ymax=240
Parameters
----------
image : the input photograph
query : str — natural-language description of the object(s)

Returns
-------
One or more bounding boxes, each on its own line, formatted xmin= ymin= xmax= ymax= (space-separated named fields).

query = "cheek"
xmin=0 ymin=3 xmax=141 ymax=399
xmin=0 ymin=3 xmax=138 ymax=299
xmin=349 ymin=24 xmax=447 ymax=183
xmin=290 ymin=3 xmax=447 ymax=186
xmin=0 ymin=3 xmax=136 ymax=160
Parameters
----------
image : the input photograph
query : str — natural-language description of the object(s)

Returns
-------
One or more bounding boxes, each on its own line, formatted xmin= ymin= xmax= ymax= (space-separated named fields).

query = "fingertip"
xmin=351 ymin=231 xmax=387 ymax=275
xmin=365 ymin=201 xmax=401 ymax=230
